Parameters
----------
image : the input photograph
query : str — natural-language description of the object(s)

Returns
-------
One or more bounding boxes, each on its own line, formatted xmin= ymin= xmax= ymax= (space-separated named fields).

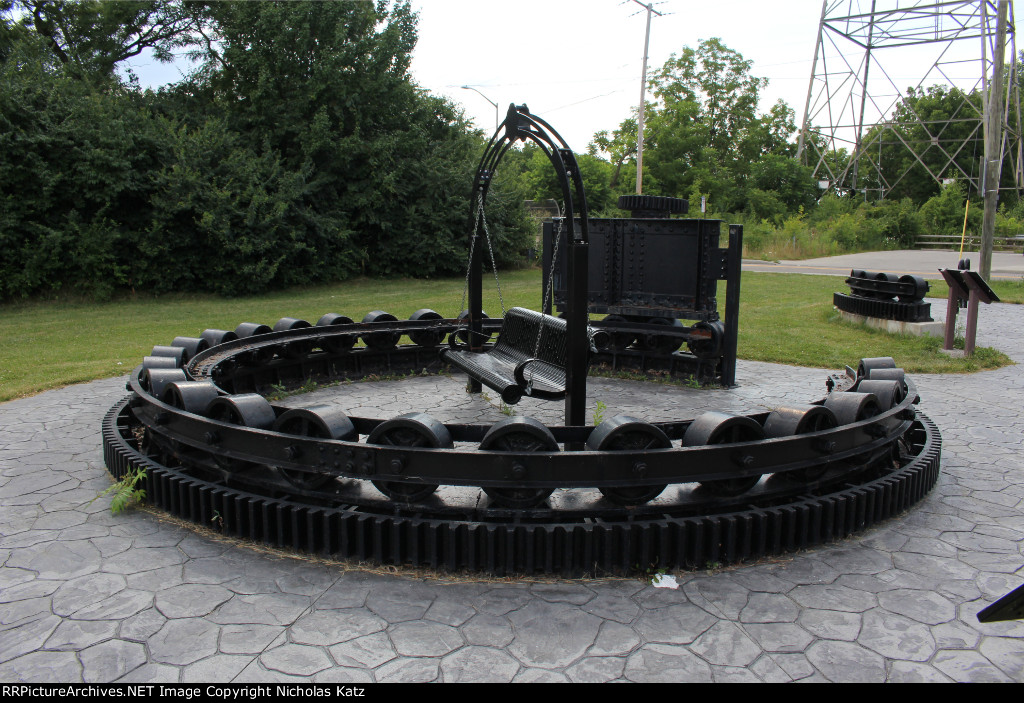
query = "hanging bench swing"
xmin=440 ymin=104 xmax=596 ymax=426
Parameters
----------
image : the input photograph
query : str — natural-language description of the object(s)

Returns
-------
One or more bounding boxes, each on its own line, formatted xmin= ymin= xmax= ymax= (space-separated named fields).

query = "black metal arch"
xmin=470 ymin=103 xmax=590 ymax=242
xmin=466 ymin=104 xmax=591 ymax=428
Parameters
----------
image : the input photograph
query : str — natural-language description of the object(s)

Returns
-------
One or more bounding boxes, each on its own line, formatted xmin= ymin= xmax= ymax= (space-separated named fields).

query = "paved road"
xmin=1 ymin=298 xmax=1022 ymax=683
xmin=744 ymin=249 xmax=1024 ymax=281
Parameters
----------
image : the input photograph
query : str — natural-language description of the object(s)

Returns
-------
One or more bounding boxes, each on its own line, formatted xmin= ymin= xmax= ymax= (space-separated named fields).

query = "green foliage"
xmin=591 ymin=38 xmax=810 ymax=211
xmin=520 ymin=145 xmax=618 ymax=215
xmin=860 ymin=197 xmax=922 ymax=248
xmin=918 ymin=181 xmax=979 ymax=237
xmin=807 ymin=192 xmax=856 ymax=224
xmin=0 ymin=38 xmax=154 ymax=298
xmin=0 ymin=0 xmax=531 ymax=301
xmin=11 ymin=0 xmax=198 ymax=80
xmin=746 ymin=154 xmax=817 ymax=224
xmin=589 ymin=115 xmax=638 ymax=190
xmin=98 ymin=466 xmax=147 ymax=514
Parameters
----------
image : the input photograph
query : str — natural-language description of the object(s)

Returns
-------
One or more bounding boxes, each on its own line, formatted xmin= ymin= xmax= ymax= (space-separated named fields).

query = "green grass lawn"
xmin=736 ymin=274 xmax=1010 ymax=373
xmin=0 ymin=270 xmax=1013 ymax=403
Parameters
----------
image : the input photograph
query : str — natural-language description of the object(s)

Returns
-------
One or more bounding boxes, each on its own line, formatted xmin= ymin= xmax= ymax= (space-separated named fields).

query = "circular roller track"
xmin=103 ymin=310 xmax=942 ymax=576
xmin=104 ymin=399 xmax=941 ymax=576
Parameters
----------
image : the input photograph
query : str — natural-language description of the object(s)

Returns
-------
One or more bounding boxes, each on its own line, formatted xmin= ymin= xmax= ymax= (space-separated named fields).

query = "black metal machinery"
xmin=543 ymin=195 xmax=743 ymax=386
xmin=99 ymin=105 xmax=941 ymax=575
xmin=103 ymin=315 xmax=941 ymax=575
xmin=833 ymin=270 xmax=933 ymax=323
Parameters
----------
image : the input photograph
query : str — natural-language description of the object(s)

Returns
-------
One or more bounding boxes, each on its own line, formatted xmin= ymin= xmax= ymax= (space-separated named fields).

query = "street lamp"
xmin=461 ymin=85 xmax=499 ymax=134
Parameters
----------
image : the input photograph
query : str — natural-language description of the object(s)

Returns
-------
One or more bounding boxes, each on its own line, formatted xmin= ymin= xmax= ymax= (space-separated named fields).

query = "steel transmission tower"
xmin=796 ymin=1 xmax=1022 ymax=201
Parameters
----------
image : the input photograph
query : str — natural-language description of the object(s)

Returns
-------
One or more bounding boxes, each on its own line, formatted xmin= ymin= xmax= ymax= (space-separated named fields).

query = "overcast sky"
xmin=125 ymin=1 xmax=1021 ymax=151
xmin=409 ymin=0 xmax=824 ymax=147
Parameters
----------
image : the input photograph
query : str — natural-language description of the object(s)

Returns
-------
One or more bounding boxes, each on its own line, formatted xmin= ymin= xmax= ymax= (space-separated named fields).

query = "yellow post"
xmin=959 ymin=198 xmax=970 ymax=258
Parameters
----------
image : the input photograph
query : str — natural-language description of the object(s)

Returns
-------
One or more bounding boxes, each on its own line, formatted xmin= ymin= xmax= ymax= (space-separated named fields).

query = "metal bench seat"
xmin=441 ymin=307 xmax=576 ymax=405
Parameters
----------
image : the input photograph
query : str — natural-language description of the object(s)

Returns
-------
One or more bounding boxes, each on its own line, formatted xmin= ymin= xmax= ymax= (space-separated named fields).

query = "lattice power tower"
xmin=797 ymin=0 xmax=1022 ymax=200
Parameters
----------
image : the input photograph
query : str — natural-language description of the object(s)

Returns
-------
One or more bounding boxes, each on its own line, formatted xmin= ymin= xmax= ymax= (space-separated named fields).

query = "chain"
xmin=479 ymin=193 xmax=507 ymax=316
xmin=458 ymin=192 xmax=483 ymax=320
xmin=458 ymin=191 xmax=506 ymax=346
xmin=536 ymin=203 xmax=565 ymax=359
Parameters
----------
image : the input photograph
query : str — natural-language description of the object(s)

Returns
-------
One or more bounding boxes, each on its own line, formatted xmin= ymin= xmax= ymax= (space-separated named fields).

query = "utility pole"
xmin=632 ymin=0 xmax=662 ymax=195
xmin=981 ymin=0 xmax=1008 ymax=281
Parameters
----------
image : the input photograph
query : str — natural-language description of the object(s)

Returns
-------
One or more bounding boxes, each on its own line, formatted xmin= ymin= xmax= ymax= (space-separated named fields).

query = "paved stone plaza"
xmin=1 ymin=295 xmax=1022 ymax=683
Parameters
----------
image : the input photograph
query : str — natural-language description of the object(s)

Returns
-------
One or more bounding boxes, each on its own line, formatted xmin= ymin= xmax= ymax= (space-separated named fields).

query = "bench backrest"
xmin=493 ymin=307 xmax=567 ymax=367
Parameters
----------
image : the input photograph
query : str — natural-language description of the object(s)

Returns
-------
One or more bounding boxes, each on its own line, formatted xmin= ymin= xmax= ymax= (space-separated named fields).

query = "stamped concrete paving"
xmin=1 ymin=297 xmax=1022 ymax=683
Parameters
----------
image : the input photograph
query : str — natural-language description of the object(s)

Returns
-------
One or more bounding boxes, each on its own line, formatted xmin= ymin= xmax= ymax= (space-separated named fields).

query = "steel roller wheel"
xmin=588 ymin=415 xmax=671 ymax=505
xmin=866 ymin=367 xmax=907 ymax=393
xmin=142 ymin=355 xmax=179 ymax=371
xmin=857 ymin=356 xmax=895 ymax=379
xmin=873 ymin=272 xmax=898 ymax=300
xmin=273 ymin=317 xmax=310 ymax=332
xmin=162 ymin=381 xmax=220 ymax=414
xmin=273 ymin=406 xmax=358 ymax=489
xmin=157 ymin=381 xmax=221 ymax=458
xmin=143 ymin=368 xmax=187 ymax=399
xmin=361 ymin=311 xmax=401 ymax=351
xmin=633 ymin=317 xmax=684 ymax=354
xmin=408 ymin=309 xmax=445 ymax=347
xmin=235 ymin=322 xmax=272 ymax=338
xmin=170 ymin=337 xmax=209 ymax=363
xmin=368 ymin=412 xmax=450 ymax=501
xmin=233 ymin=323 xmax=275 ymax=363
xmin=686 ymin=320 xmax=724 ymax=359
xmin=316 ymin=313 xmax=357 ymax=354
xmin=852 ymin=379 xmax=906 ymax=410
xmin=684 ymin=412 xmax=766 ymax=496
xmin=763 ymin=404 xmax=839 ymax=482
xmin=823 ymin=391 xmax=882 ymax=425
xmin=200 ymin=329 xmax=238 ymax=348
xmin=205 ymin=394 xmax=277 ymax=471
xmin=272 ymin=317 xmax=313 ymax=358
xmin=206 ymin=393 xmax=276 ymax=428
xmin=898 ymin=274 xmax=928 ymax=302
xmin=151 ymin=345 xmax=185 ymax=367
xmin=479 ymin=416 xmax=559 ymax=508
xmin=601 ymin=314 xmax=635 ymax=351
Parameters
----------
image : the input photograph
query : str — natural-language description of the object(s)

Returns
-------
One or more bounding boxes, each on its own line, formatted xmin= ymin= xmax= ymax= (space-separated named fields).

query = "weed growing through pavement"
xmin=95 ymin=466 xmax=147 ymax=514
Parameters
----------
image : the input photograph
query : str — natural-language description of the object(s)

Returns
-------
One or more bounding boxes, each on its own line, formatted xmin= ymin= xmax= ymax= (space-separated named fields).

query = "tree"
xmin=592 ymin=38 xmax=807 ymax=212
xmin=520 ymin=144 xmax=616 ymax=215
xmin=856 ymin=85 xmax=985 ymax=204
xmin=0 ymin=32 xmax=168 ymax=298
xmin=177 ymin=0 xmax=529 ymax=279
xmin=0 ymin=0 xmax=531 ymax=299
xmin=589 ymin=114 xmax=638 ymax=190
xmin=746 ymin=154 xmax=817 ymax=223
xmin=651 ymin=38 xmax=767 ymax=159
xmin=10 ymin=0 xmax=199 ymax=80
